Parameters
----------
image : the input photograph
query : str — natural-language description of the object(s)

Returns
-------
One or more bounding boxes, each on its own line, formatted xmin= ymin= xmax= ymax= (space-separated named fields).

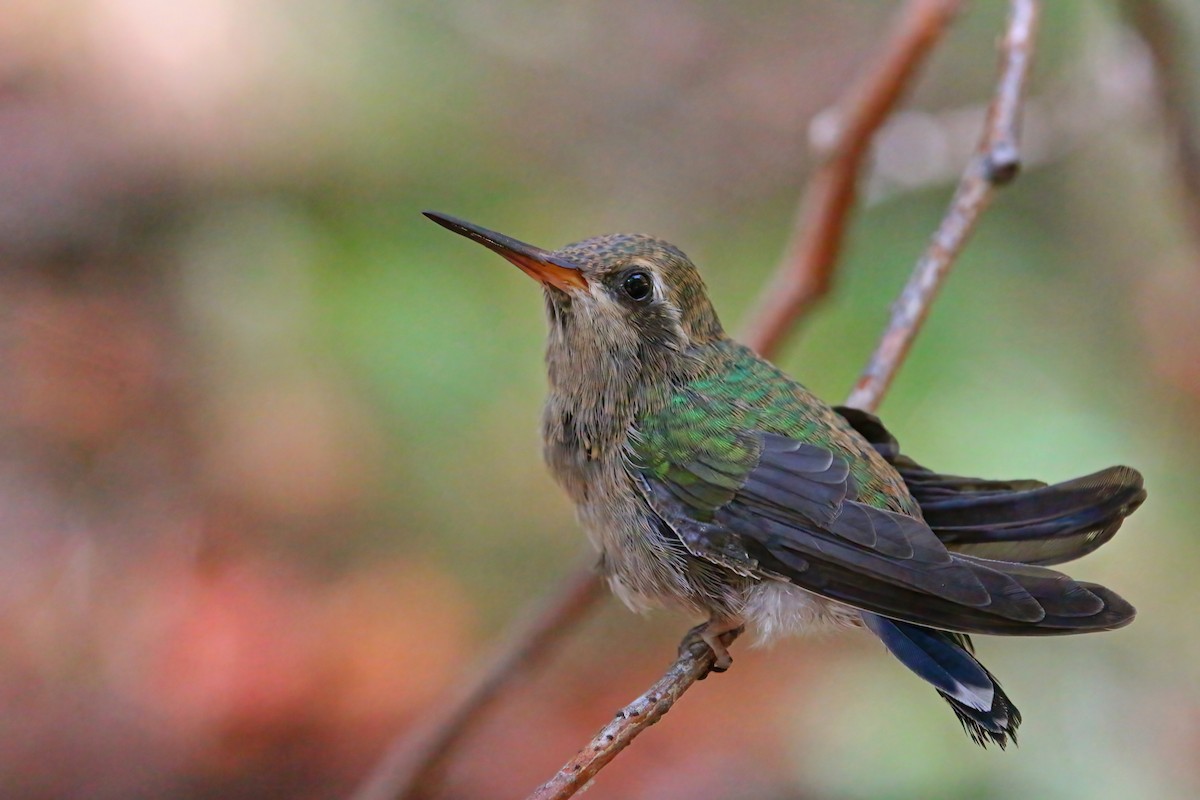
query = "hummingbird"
xmin=424 ymin=211 xmax=1145 ymax=748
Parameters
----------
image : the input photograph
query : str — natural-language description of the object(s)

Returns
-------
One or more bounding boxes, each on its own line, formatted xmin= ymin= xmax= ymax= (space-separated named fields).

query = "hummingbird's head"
xmin=424 ymin=212 xmax=725 ymax=362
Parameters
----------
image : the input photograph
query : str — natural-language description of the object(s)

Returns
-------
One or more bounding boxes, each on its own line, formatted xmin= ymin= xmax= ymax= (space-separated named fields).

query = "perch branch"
xmin=845 ymin=0 xmax=1039 ymax=410
xmin=524 ymin=632 xmax=738 ymax=800
xmin=741 ymin=0 xmax=964 ymax=357
xmin=529 ymin=3 xmax=1040 ymax=799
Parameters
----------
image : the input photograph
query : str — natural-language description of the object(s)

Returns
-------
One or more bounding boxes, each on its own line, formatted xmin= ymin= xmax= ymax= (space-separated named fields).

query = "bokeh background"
xmin=2 ymin=1 xmax=1198 ymax=798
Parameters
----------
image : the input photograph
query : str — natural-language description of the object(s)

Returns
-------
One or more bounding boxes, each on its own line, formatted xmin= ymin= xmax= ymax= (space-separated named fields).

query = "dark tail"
xmin=835 ymin=406 xmax=1142 ymax=747
xmin=862 ymin=612 xmax=1021 ymax=749
xmin=835 ymin=406 xmax=1146 ymax=566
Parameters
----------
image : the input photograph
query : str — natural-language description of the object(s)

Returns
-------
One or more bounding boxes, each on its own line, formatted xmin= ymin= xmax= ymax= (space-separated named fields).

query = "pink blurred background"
xmin=1 ymin=2 xmax=1198 ymax=798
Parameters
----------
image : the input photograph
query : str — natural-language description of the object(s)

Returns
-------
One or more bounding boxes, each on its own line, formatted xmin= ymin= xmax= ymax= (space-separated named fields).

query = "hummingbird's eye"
xmin=620 ymin=270 xmax=654 ymax=303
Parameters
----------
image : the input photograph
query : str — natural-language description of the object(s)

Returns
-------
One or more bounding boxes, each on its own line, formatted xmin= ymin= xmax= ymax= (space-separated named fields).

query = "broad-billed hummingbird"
xmin=425 ymin=211 xmax=1144 ymax=748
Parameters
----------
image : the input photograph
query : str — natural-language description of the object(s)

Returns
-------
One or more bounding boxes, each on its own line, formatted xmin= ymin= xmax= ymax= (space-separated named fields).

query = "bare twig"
xmin=741 ymin=0 xmax=963 ymax=357
xmin=351 ymin=557 xmax=605 ymax=800
xmin=1121 ymin=0 xmax=1200 ymax=247
xmin=527 ymin=3 xmax=1040 ymax=798
xmin=524 ymin=632 xmax=737 ymax=800
xmin=846 ymin=0 xmax=1039 ymax=410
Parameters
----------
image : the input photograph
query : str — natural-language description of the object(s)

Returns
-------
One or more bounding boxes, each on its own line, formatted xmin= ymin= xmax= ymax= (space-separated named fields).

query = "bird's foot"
xmin=679 ymin=619 xmax=744 ymax=679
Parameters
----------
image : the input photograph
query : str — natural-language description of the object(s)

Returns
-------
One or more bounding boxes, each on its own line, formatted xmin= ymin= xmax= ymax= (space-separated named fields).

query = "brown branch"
xmin=526 ymin=3 xmax=1040 ymax=798
xmin=845 ymin=0 xmax=1039 ymax=411
xmin=524 ymin=631 xmax=738 ymax=800
xmin=1121 ymin=0 xmax=1200 ymax=248
xmin=741 ymin=0 xmax=964 ymax=358
xmin=350 ymin=556 xmax=606 ymax=800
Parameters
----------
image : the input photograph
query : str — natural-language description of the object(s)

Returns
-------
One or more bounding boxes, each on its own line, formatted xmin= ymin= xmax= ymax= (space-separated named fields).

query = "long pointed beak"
xmin=423 ymin=211 xmax=587 ymax=292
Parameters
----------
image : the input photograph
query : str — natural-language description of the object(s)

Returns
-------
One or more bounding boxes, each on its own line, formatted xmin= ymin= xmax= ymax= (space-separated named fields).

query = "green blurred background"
xmin=1 ymin=1 xmax=1198 ymax=798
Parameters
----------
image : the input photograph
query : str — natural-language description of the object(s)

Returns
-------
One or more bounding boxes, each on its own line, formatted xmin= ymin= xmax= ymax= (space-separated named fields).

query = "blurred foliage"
xmin=0 ymin=1 xmax=1198 ymax=799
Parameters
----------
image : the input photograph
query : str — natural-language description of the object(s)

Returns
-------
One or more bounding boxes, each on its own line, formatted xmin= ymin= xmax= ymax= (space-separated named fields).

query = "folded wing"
xmin=638 ymin=420 xmax=1135 ymax=635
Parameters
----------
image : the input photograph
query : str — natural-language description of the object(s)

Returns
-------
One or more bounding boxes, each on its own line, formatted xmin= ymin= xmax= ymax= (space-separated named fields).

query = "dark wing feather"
xmin=714 ymin=500 xmax=1131 ymax=633
xmin=641 ymin=428 xmax=1135 ymax=636
xmin=734 ymin=435 xmax=850 ymax=527
xmin=833 ymin=406 xmax=1146 ymax=566
xmin=728 ymin=510 xmax=1134 ymax=635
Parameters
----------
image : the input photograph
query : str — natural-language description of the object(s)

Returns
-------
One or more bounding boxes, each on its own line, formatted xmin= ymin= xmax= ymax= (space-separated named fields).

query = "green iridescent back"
xmin=633 ymin=339 xmax=918 ymax=519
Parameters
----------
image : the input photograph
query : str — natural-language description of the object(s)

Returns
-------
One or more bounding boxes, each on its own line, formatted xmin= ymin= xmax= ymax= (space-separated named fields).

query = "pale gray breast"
xmin=541 ymin=396 xmax=613 ymax=505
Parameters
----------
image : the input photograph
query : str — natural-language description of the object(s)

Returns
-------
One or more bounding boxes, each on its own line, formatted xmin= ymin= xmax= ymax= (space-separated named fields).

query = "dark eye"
xmin=620 ymin=270 xmax=654 ymax=302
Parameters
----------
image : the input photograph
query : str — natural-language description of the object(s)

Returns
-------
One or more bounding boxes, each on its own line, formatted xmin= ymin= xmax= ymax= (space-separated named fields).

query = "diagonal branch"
xmin=845 ymin=0 xmax=1038 ymax=410
xmin=741 ymin=0 xmax=964 ymax=357
xmin=524 ymin=633 xmax=734 ymax=800
xmin=527 ymin=3 xmax=1040 ymax=799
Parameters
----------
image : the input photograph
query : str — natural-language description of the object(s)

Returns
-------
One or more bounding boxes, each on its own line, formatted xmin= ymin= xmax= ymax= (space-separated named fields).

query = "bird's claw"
xmin=679 ymin=621 xmax=743 ymax=679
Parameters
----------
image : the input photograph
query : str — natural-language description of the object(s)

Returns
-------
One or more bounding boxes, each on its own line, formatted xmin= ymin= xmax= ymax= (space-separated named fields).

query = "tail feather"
xmin=904 ymin=463 xmax=1145 ymax=565
xmin=863 ymin=613 xmax=1021 ymax=749
xmin=833 ymin=406 xmax=1139 ymax=747
xmin=810 ymin=553 xmax=1137 ymax=636
xmin=834 ymin=406 xmax=1146 ymax=566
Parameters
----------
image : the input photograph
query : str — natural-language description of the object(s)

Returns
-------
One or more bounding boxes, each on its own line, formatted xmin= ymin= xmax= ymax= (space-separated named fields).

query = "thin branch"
xmin=846 ymin=0 xmax=1039 ymax=410
xmin=1121 ymin=0 xmax=1200 ymax=248
xmin=350 ymin=557 xmax=606 ymax=800
xmin=525 ymin=631 xmax=738 ymax=800
xmin=528 ymin=3 xmax=1040 ymax=798
xmin=741 ymin=0 xmax=964 ymax=358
